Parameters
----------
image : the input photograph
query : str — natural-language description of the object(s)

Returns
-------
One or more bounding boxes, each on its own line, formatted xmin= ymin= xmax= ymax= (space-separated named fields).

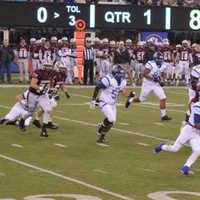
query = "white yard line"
xmin=0 ymin=154 xmax=135 ymax=200
xmin=0 ymin=104 xmax=175 ymax=143
xmin=11 ymin=144 xmax=23 ymax=148
xmin=144 ymin=169 xmax=155 ymax=173
xmin=137 ymin=143 xmax=150 ymax=147
xmin=154 ymin=122 xmax=164 ymax=126
xmin=54 ymin=143 xmax=67 ymax=148
xmin=96 ymin=143 xmax=110 ymax=147
xmin=0 ymin=172 xmax=6 ymax=176
xmin=93 ymin=169 xmax=109 ymax=175
xmin=118 ymin=122 xmax=129 ymax=126
xmin=54 ymin=116 xmax=173 ymax=143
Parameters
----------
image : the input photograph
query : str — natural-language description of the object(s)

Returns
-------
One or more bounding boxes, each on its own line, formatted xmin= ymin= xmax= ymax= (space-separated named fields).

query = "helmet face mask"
xmin=153 ymin=52 xmax=164 ymax=67
xmin=112 ymin=65 xmax=126 ymax=84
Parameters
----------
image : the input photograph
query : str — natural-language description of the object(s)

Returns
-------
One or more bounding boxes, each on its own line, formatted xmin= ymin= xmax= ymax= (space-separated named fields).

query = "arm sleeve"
xmin=194 ymin=113 xmax=200 ymax=124
xmin=145 ymin=62 xmax=153 ymax=70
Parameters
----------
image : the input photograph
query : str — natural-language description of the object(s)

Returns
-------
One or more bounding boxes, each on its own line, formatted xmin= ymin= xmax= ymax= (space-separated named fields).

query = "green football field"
xmin=0 ymin=86 xmax=200 ymax=200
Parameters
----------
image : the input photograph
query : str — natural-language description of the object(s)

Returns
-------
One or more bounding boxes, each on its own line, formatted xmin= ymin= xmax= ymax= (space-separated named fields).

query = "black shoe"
xmin=0 ymin=118 xmax=6 ymax=125
xmin=19 ymin=118 xmax=26 ymax=131
xmin=97 ymin=134 xmax=106 ymax=144
xmin=125 ymin=91 xmax=135 ymax=108
xmin=6 ymin=120 xmax=17 ymax=126
xmin=161 ymin=115 xmax=172 ymax=121
xmin=40 ymin=129 xmax=48 ymax=137
xmin=33 ymin=119 xmax=42 ymax=128
xmin=46 ymin=122 xmax=58 ymax=129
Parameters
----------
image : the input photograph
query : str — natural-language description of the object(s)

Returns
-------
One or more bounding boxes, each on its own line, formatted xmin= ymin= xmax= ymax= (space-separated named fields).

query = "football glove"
xmin=90 ymin=100 xmax=97 ymax=110
xmin=159 ymin=81 xmax=165 ymax=87
xmin=125 ymin=91 xmax=135 ymax=108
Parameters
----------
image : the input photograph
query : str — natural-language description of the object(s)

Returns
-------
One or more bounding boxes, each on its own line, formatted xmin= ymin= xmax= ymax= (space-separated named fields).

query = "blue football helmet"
xmin=112 ymin=65 xmax=126 ymax=84
xmin=153 ymin=52 xmax=164 ymax=67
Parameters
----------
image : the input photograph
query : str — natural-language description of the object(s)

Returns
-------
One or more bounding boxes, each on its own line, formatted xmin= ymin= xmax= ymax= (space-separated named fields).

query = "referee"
xmin=83 ymin=38 xmax=95 ymax=85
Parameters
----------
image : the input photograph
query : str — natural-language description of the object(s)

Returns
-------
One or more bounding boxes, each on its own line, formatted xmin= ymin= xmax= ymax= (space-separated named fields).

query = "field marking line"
xmin=143 ymin=169 xmax=155 ymax=173
xmin=53 ymin=143 xmax=67 ymax=148
xmin=54 ymin=116 xmax=173 ymax=143
xmin=11 ymin=144 xmax=23 ymax=148
xmin=0 ymin=154 xmax=135 ymax=200
xmin=118 ymin=122 xmax=129 ymax=126
xmin=137 ymin=143 xmax=150 ymax=147
xmin=0 ymin=85 xmax=188 ymax=89
xmin=153 ymin=122 xmax=165 ymax=126
xmin=0 ymin=103 xmax=176 ymax=143
xmin=93 ymin=169 xmax=109 ymax=175
xmin=96 ymin=143 xmax=110 ymax=147
xmin=70 ymin=93 xmax=186 ymax=113
xmin=0 ymin=172 xmax=6 ymax=176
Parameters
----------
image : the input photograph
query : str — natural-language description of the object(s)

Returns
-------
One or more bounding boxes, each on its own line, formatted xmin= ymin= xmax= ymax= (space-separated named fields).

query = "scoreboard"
xmin=0 ymin=2 xmax=200 ymax=31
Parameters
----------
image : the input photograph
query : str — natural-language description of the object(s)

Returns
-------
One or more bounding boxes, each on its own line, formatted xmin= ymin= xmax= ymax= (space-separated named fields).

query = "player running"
xmin=126 ymin=52 xmax=172 ymax=121
xmin=154 ymin=85 xmax=200 ymax=175
xmin=90 ymin=65 xmax=129 ymax=144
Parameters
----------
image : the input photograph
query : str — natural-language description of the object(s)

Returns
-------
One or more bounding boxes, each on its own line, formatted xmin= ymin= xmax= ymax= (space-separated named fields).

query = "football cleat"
xmin=6 ymin=120 xmax=17 ymax=126
xmin=46 ymin=122 xmax=58 ymax=129
xmin=96 ymin=124 xmax=106 ymax=144
xmin=154 ymin=143 xmax=165 ymax=153
xmin=0 ymin=118 xmax=6 ymax=125
xmin=33 ymin=119 xmax=42 ymax=128
xmin=125 ymin=91 xmax=135 ymax=108
xmin=180 ymin=166 xmax=190 ymax=175
xmin=19 ymin=118 xmax=26 ymax=132
xmin=40 ymin=127 xmax=48 ymax=137
xmin=161 ymin=115 xmax=172 ymax=121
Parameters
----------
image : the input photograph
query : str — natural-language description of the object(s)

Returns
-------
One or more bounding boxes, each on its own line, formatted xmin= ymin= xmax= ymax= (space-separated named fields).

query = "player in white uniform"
xmin=126 ymin=52 xmax=172 ymax=121
xmin=184 ymin=61 xmax=200 ymax=122
xmin=0 ymin=90 xmax=37 ymax=129
xmin=90 ymin=65 xmax=128 ymax=143
xmin=154 ymin=99 xmax=200 ymax=175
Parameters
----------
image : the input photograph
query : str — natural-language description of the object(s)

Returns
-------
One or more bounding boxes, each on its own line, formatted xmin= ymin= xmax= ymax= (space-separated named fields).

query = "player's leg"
xmin=38 ymin=95 xmax=52 ymax=137
xmin=154 ymin=124 xmax=191 ymax=153
xmin=181 ymin=134 xmax=200 ymax=175
xmin=133 ymin=82 xmax=152 ymax=103
xmin=24 ymin=59 xmax=29 ymax=83
xmin=0 ymin=103 xmax=22 ymax=124
xmin=97 ymin=104 xmax=116 ymax=143
xmin=153 ymin=85 xmax=171 ymax=120
xmin=18 ymin=59 xmax=24 ymax=83
xmin=46 ymin=98 xmax=58 ymax=129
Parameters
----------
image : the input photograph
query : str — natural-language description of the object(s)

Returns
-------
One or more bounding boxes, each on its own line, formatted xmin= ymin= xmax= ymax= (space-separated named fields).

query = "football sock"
xmin=184 ymin=151 xmax=200 ymax=167
xmin=99 ymin=118 xmax=113 ymax=134
xmin=160 ymin=109 xmax=166 ymax=117
xmin=162 ymin=143 xmax=182 ymax=152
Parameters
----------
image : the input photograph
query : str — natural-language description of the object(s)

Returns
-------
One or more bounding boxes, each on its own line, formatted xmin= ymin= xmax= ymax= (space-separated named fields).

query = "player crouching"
xmin=0 ymin=90 xmax=37 ymax=131
xmin=90 ymin=65 xmax=129 ymax=144
xmin=154 ymin=84 xmax=200 ymax=175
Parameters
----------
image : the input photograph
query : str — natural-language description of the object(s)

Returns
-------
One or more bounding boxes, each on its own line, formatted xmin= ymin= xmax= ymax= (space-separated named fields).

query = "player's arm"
xmin=90 ymin=81 xmax=107 ymax=109
xmin=143 ymin=68 xmax=153 ymax=81
xmin=16 ymin=94 xmax=23 ymax=101
xmin=194 ymin=113 xmax=200 ymax=129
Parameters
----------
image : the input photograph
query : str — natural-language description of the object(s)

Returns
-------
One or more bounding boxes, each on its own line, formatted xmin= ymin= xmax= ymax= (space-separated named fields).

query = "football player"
xmin=26 ymin=62 xmax=55 ymax=137
xmin=90 ymin=65 xmax=129 ymax=144
xmin=0 ymin=90 xmax=37 ymax=130
xmin=126 ymin=52 xmax=172 ymax=121
xmin=33 ymin=61 xmax=70 ymax=129
xmin=154 ymin=85 xmax=200 ymax=175
xmin=17 ymin=39 xmax=29 ymax=83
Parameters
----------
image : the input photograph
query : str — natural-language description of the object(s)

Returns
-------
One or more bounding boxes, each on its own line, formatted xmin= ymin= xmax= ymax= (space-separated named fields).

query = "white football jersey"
xmin=189 ymin=101 xmax=200 ymax=127
xmin=191 ymin=64 xmax=200 ymax=79
xmin=143 ymin=60 xmax=168 ymax=85
xmin=99 ymin=75 xmax=127 ymax=105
